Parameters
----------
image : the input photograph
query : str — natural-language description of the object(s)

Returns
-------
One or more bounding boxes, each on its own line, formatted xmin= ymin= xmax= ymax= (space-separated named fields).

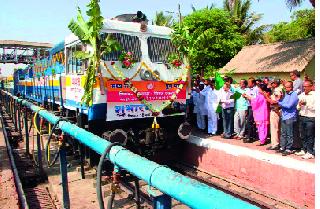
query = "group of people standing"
xmin=190 ymin=70 xmax=315 ymax=159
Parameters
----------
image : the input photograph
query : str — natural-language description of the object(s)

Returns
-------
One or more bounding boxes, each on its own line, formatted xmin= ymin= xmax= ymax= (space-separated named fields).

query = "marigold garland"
xmin=102 ymin=61 xmax=188 ymax=115
xmin=102 ymin=61 xmax=187 ymax=84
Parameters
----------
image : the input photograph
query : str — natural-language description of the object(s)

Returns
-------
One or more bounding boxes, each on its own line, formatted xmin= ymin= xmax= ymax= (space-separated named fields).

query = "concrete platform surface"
xmin=180 ymin=133 xmax=315 ymax=209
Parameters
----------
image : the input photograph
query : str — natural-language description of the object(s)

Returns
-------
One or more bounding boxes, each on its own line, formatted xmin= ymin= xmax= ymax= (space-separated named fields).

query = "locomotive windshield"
xmin=101 ymin=33 xmax=141 ymax=62
xmin=147 ymin=37 xmax=176 ymax=63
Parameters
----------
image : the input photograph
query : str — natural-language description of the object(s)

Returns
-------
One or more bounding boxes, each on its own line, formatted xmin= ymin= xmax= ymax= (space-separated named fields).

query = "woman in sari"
xmin=243 ymin=84 xmax=270 ymax=145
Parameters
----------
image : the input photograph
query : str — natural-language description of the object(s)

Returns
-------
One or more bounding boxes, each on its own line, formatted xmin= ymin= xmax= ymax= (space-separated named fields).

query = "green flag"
xmin=214 ymin=71 xmax=225 ymax=113
xmin=215 ymin=71 xmax=224 ymax=90
xmin=233 ymin=91 xmax=242 ymax=100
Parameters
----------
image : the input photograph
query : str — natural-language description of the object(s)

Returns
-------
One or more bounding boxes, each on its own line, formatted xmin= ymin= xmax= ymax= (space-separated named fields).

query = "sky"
xmin=0 ymin=0 xmax=313 ymax=44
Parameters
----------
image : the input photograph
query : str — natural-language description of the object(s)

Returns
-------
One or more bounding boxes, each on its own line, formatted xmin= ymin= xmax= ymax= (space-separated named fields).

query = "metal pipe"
xmin=7 ymin=92 xmax=258 ymax=209
xmin=17 ymin=102 xmax=22 ymax=136
xmin=76 ymin=112 xmax=85 ymax=179
xmin=13 ymin=99 xmax=18 ymax=131
xmin=24 ymin=108 xmax=29 ymax=155
xmin=59 ymin=138 xmax=70 ymax=209
xmin=36 ymin=113 xmax=43 ymax=173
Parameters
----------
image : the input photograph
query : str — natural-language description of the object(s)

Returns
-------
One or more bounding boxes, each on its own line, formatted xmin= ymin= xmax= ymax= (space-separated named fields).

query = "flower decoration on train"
xmin=167 ymin=53 xmax=182 ymax=69
xmin=122 ymin=65 xmax=188 ymax=115
xmin=119 ymin=51 xmax=135 ymax=69
xmin=51 ymin=68 xmax=56 ymax=77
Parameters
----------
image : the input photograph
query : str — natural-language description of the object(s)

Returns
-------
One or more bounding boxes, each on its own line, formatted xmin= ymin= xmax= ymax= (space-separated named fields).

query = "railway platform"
xmin=179 ymin=131 xmax=315 ymax=209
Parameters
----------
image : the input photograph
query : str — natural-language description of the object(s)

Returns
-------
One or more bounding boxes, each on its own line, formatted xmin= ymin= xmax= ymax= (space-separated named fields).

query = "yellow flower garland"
xmin=101 ymin=61 xmax=189 ymax=115
xmin=102 ymin=61 xmax=187 ymax=84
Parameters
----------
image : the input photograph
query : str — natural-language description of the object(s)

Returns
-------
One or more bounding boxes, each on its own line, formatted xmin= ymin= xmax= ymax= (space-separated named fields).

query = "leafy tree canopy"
xmin=171 ymin=8 xmax=244 ymax=75
xmin=152 ymin=11 xmax=174 ymax=27
xmin=223 ymin=0 xmax=269 ymax=45
xmin=264 ymin=9 xmax=315 ymax=43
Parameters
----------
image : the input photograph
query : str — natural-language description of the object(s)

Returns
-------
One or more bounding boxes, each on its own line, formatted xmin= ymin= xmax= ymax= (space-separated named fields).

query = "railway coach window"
xmin=147 ymin=37 xmax=176 ymax=63
xmin=101 ymin=33 xmax=141 ymax=62
xmin=67 ymin=44 xmax=83 ymax=74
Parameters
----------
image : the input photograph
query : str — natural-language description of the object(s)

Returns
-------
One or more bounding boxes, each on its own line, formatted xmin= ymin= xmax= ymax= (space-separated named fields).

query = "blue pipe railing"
xmin=3 ymin=91 xmax=259 ymax=209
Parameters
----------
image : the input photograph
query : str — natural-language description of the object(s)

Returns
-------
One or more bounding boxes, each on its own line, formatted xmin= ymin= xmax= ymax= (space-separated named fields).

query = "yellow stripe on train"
xmin=18 ymin=79 xmax=60 ymax=87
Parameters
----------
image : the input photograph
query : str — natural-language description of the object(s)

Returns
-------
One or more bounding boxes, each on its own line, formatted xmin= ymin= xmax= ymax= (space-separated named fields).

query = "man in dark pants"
xmin=220 ymin=82 xmax=234 ymax=139
xmin=244 ymin=77 xmax=258 ymax=143
xmin=290 ymin=70 xmax=304 ymax=150
xmin=295 ymin=80 xmax=315 ymax=159
xmin=277 ymin=81 xmax=299 ymax=156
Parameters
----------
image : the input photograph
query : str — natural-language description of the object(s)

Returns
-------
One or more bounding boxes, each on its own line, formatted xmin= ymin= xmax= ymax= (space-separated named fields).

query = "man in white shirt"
xmin=290 ymin=70 xmax=303 ymax=95
xmin=220 ymin=82 xmax=234 ymax=139
xmin=194 ymin=82 xmax=206 ymax=130
xmin=295 ymin=80 xmax=315 ymax=159
xmin=201 ymin=80 xmax=219 ymax=136
xmin=244 ymin=77 xmax=258 ymax=142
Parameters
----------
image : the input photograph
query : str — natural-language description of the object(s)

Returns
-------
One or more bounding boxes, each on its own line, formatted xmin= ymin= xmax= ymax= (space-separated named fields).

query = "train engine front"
xmin=64 ymin=13 xmax=191 ymax=157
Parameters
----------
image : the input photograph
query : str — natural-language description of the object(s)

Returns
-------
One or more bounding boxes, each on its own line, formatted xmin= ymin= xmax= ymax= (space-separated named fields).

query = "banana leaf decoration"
xmin=68 ymin=0 xmax=121 ymax=106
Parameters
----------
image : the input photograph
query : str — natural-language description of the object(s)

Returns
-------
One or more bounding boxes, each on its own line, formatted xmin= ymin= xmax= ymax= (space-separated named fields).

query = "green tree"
xmin=191 ymin=3 xmax=215 ymax=11
xmin=152 ymin=11 xmax=174 ymax=27
xmin=264 ymin=9 xmax=315 ymax=43
xmin=223 ymin=0 xmax=266 ymax=44
xmin=171 ymin=8 xmax=244 ymax=76
xmin=285 ymin=0 xmax=315 ymax=9
xmin=68 ymin=0 xmax=120 ymax=106
xmin=227 ymin=0 xmax=314 ymax=9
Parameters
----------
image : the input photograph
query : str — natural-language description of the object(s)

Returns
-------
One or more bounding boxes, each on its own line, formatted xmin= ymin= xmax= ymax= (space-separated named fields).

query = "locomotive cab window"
xmin=147 ymin=37 xmax=176 ymax=63
xmin=101 ymin=33 xmax=141 ymax=62
xmin=67 ymin=44 xmax=83 ymax=74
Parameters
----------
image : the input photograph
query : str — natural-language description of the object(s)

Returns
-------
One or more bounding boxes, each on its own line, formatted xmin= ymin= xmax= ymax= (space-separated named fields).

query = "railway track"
xmin=170 ymin=161 xmax=300 ymax=209
xmin=1 ymin=108 xmax=58 ymax=209
xmin=1 ymin=100 xmax=275 ymax=209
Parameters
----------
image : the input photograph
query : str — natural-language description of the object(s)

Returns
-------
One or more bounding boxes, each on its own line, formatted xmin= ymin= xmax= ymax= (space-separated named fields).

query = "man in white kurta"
xmin=202 ymin=84 xmax=219 ymax=135
xmin=194 ymin=82 xmax=206 ymax=130
xmin=207 ymin=87 xmax=219 ymax=135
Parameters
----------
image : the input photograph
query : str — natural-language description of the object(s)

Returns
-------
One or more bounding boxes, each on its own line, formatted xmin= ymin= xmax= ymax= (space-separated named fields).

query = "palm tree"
xmin=191 ymin=3 xmax=215 ymax=11
xmin=224 ymin=0 xmax=261 ymax=34
xmin=286 ymin=0 xmax=315 ymax=8
xmin=152 ymin=11 xmax=174 ymax=27
xmin=223 ymin=0 xmax=265 ymax=44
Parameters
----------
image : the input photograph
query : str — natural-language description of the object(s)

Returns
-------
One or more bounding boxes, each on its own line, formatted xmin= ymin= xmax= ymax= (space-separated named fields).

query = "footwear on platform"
xmin=302 ymin=153 xmax=314 ymax=159
xmin=223 ymin=135 xmax=232 ymax=139
xmin=282 ymin=150 xmax=294 ymax=156
xmin=295 ymin=150 xmax=306 ymax=156
xmin=266 ymin=145 xmax=279 ymax=150
xmin=232 ymin=135 xmax=240 ymax=140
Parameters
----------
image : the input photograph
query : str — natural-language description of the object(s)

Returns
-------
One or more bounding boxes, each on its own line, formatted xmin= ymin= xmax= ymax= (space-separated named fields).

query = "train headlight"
xmin=152 ymin=70 xmax=160 ymax=81
xmin=140 ymin=69 xmax=152 ymax=80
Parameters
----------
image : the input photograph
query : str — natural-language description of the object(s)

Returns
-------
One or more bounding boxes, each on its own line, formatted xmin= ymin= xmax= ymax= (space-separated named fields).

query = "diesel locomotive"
xmin=3 ymin=15 xmax=191 ymax=157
